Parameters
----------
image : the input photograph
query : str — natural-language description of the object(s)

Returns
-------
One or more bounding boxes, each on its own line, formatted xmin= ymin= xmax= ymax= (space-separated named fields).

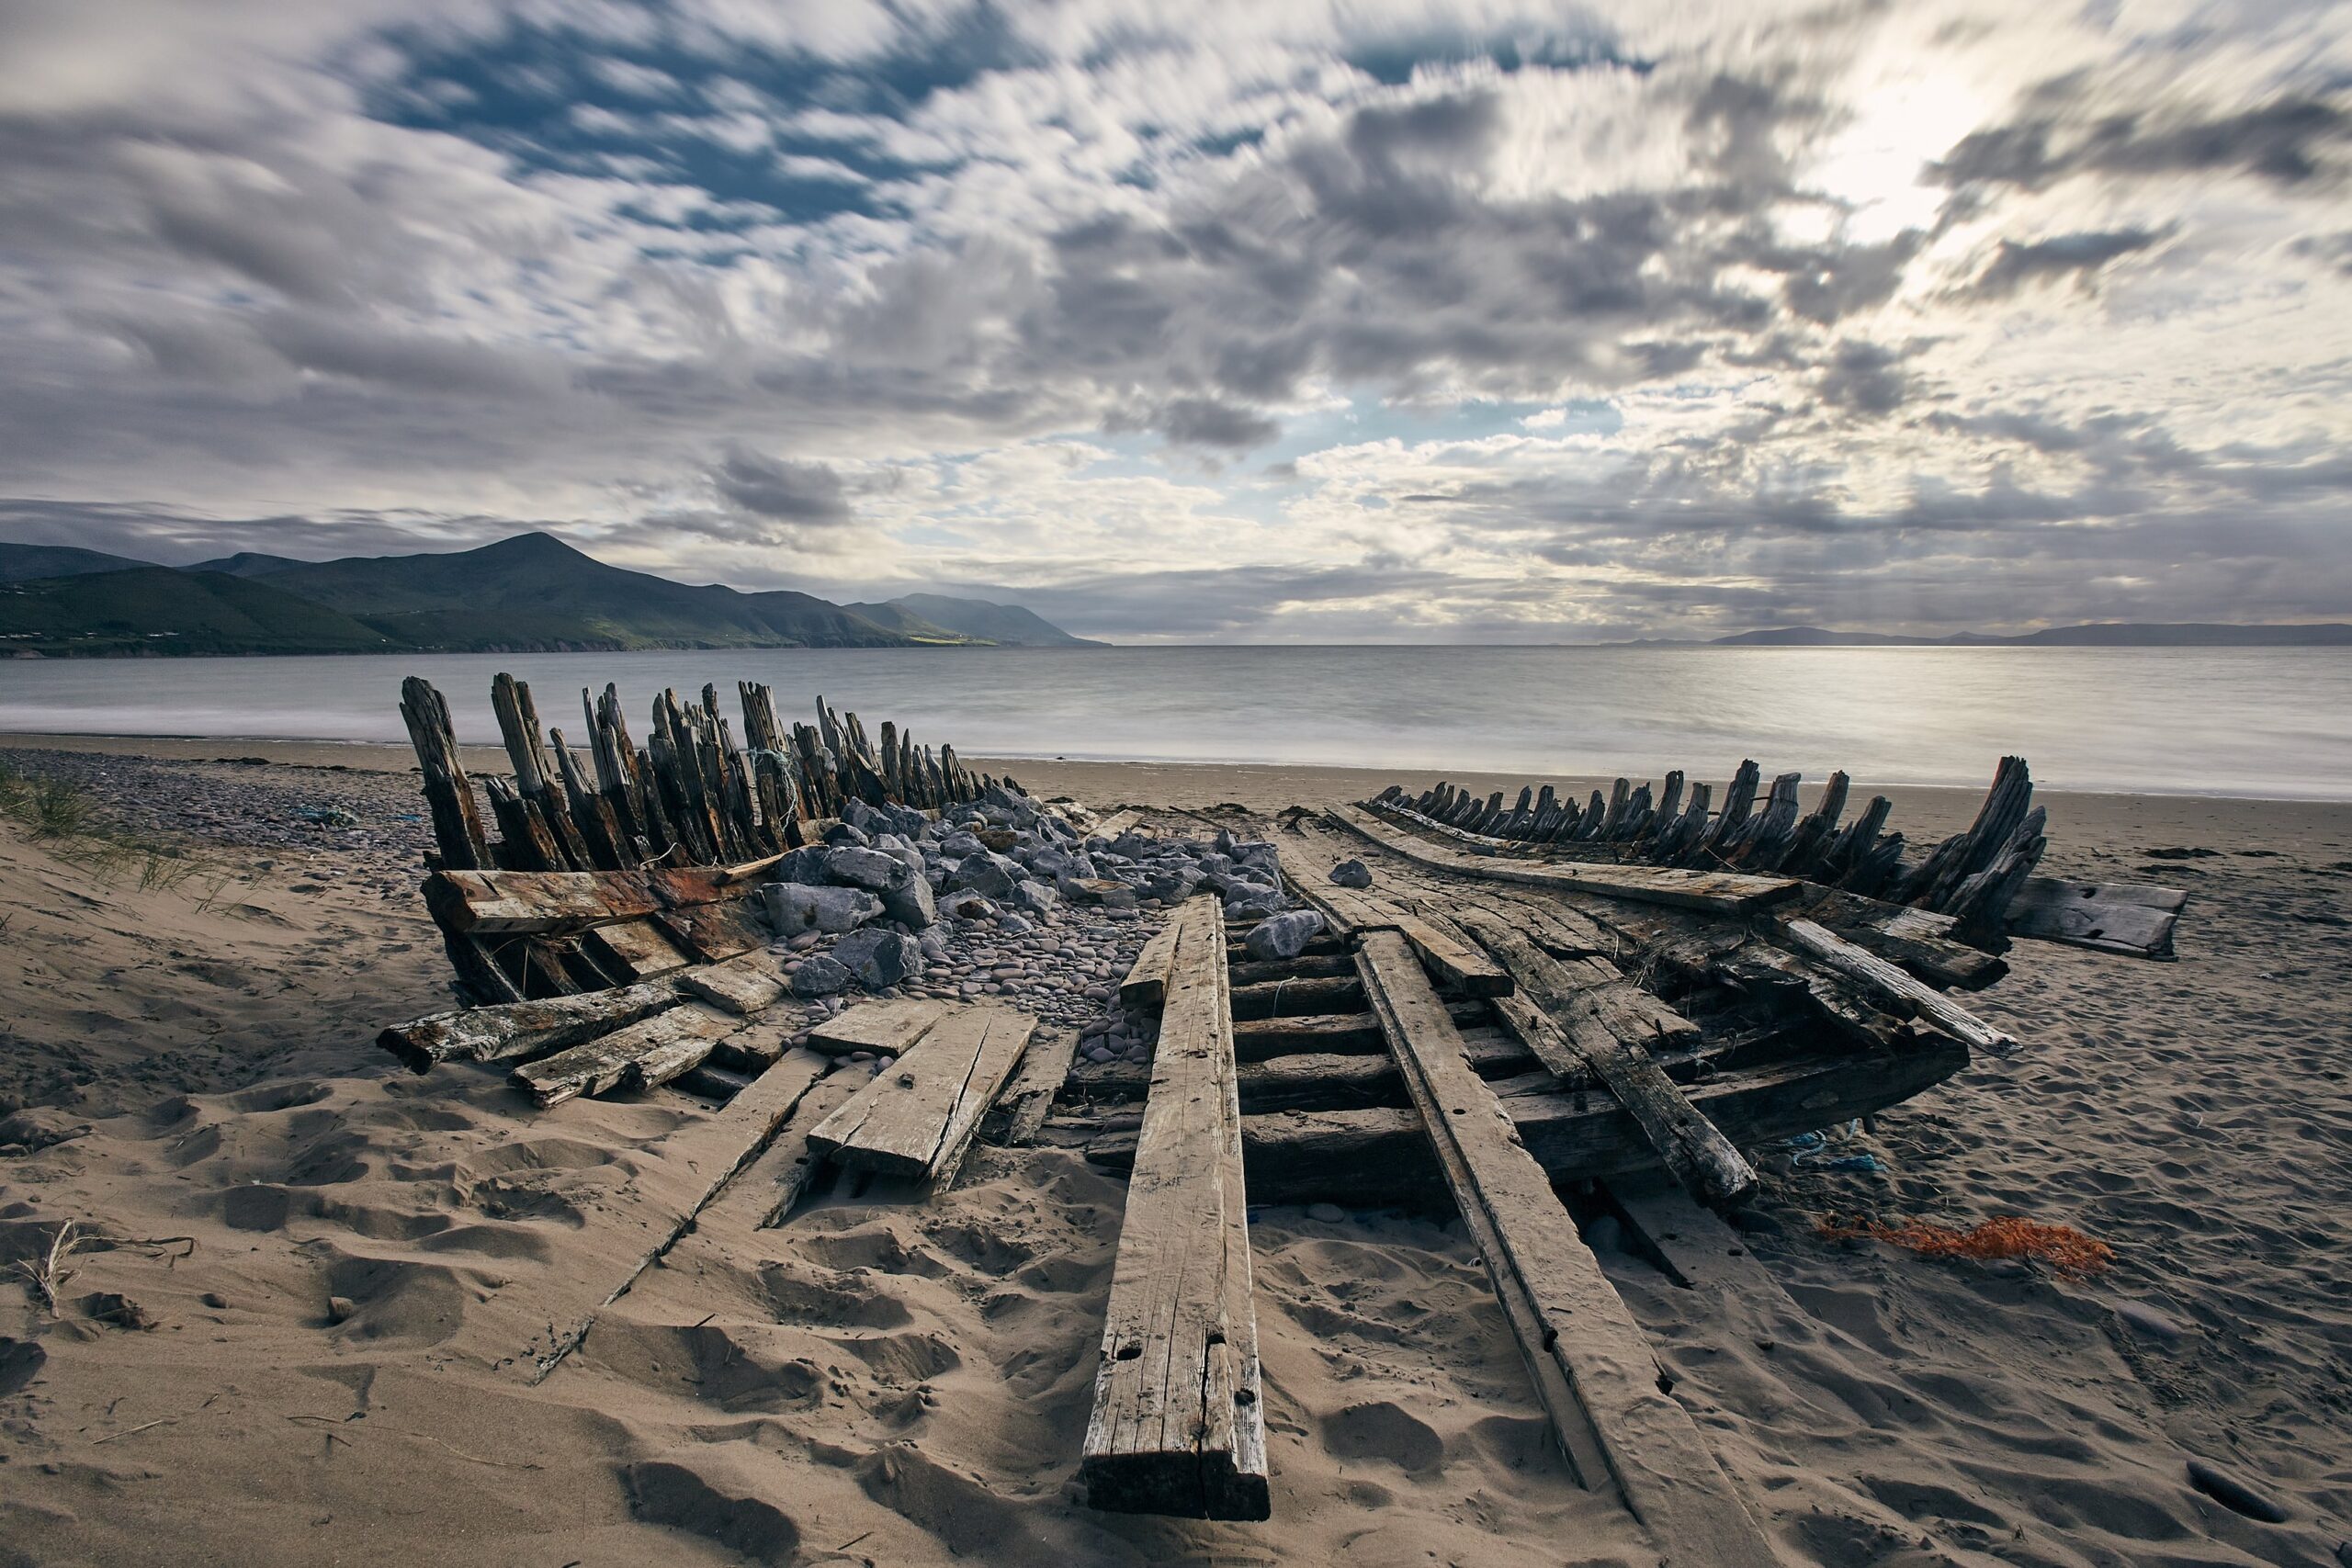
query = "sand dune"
xmin=1 ymin=753 xmax=2347 ymax=1565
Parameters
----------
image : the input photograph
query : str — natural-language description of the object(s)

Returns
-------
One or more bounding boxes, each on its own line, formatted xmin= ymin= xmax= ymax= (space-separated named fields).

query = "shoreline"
xmin=3 ymin=729 xmax=2350 ymax=812
xmin=0 ymin=738 xmax=2346 ymax=1562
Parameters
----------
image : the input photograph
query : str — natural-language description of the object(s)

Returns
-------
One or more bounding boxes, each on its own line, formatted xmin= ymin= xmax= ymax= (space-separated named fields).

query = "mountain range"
xmin=0 ymin=533 xmax=1104 ymax=656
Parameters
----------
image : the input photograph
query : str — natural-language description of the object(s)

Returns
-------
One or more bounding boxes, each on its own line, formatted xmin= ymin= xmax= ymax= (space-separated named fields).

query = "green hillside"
xmin=270 ymin=533 xmax=908 ymax=650
xmin=0 ymin=530 xmax=1107 ymax=655
xmin=0 ymin=568 xmax=401 ymax=655
xmin=0 ymin=543 xmax=156 ymax=584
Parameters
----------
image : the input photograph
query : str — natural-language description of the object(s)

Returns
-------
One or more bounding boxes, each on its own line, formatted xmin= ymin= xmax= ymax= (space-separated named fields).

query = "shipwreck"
xmin=374 ymin=670 xmax=2187 ymax=1550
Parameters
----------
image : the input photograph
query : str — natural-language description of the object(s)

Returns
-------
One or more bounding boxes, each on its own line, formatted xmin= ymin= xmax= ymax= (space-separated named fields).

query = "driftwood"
xmin=509 ymin=1004 xmax=743 ymax=1109
xmin=1376 ymin=756 xmax=2187 ymax=960
xmin=379 ymin=982 xmax=681 ymax=1073
xmin=530 ymin=1049 xmax=836 ymax=1382
xmin=1329 ymin=804 xmax=1800 ymax=915
xmin=1081 ymin=895 xmax=1269 ymax=1520
xmin=1778 ymin=919 xmax=2020 ymax=1055
xmin=804 ymin=998 xmax=947 ymax=1057
xmin=1080 ymin=1038 xmax=1968 ymax=1204
xmin=2006 ymin=876 xmax=2184 ymax=959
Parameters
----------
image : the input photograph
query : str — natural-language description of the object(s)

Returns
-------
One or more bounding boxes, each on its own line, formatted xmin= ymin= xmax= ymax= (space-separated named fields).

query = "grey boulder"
xmin=789 ymin=954 xmax=853 ymax=997
xmin=1244 ymin=909 xmax=1325 ymax=961
xmin=1329 ymin=859 xmax=1374 ymax=888
xmin=940 ymin=888 xmax=998 ymax=920
xmin=768 ymin=845 xmax=834 ymax=886
xmin=881 ymin=874 xmax=938 ymax=930
xmin=824 ymin=846 xmax=910 ymax=892
xmin=763 ymin=882 xmax=883 ymax=936
xmin=833 ymin=928 xmax=923 ymax=990
xmin=945 ymin=851 xmax=1022 ymax=900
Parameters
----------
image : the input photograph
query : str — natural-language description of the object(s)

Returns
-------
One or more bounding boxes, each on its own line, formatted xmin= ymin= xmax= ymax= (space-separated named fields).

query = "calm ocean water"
xmin=1 ymin=646 xmax=2347 ymax=799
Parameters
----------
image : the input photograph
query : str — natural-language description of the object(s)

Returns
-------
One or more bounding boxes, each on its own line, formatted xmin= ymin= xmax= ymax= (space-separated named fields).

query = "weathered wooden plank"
xmin=1227 ymin=953 xmax=1358 ymax=986
xmin=1081 ymin=896 xmax=1269 ymax=1520
xmin=1093 ymin=807 xmax=1145 ymax=840
xmin=677 ymin=953 xmax=789 ymax=1015
xmin=423 ymin=870 xmax=666 ymax=934
xmin=509 ymin=1003 xmax=743 ymax=1109
xmin=804 ymin=998 xmax=947 ymax=1057
xmin=582 ymin=917 xmax=695 ymax=983
xmin=1307 ymin=882 xmax=1515 ymax=997
xmin=1354 ymin=931 xmax=1779 ymax=1563
xmin=806 ymin=1005 xmax=1035 ymax=1181
xmin=1332 ymin=804 xmax=1799 ymax=915
xmin=1452 ymin=908 xmax=1752 ymax=1208
xmin=1778 ymin=919 xmax=2020 ymax=1055
xmin=377 ymin=982 xmax=683 ymax=1073
xmin=1119 ymin=920 xmax=1182 ymax=1010
xmin=990 ymin=1028 xmax=1084 ymax=1146
xmin=2004 ymin=876 xmax=2183 ymax=958
xmin=655 ymin=898 xmax=768 ymax=964
xmin=529 ymin=1049 xmax=833 ymax=1381
xmin=1228 ymin=974 xmax=1363 ymax=1019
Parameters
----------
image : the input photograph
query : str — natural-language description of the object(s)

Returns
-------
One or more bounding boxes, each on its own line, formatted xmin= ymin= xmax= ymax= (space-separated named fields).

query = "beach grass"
xmin=0 ymin=758 xmax=225 ymax=894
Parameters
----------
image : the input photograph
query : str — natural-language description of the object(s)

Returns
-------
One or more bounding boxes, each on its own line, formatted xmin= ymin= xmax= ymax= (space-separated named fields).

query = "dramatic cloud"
xmin=0 ymin=0 xmax=2348 ymax=639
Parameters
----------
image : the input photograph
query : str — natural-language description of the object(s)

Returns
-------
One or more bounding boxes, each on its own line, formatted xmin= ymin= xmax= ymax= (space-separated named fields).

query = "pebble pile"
xmin=759 ymin=785 xmax=1302 ymax=1061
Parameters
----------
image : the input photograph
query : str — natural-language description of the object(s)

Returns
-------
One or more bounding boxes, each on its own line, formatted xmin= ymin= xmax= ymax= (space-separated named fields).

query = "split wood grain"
xmin=805 ymin=1005 xmax=1035 ymax=1181
xmin=582 ymin=917 xmax=695 ymax=983
xmin=677 ymin=953 xmax=789 ymax=1015
xmin=1778 ymin=919 xmax=2020 ymax=1055
xmin=1452 ymin=909 xmax=1755 ymax=1209
xmin=1080 ymin=1036 xmax=1967 ymax=1205
xmin=508 ymin=1003 xmax=743 ymax=1109
xmin=529 ymin=1049 xmax=833 ymax=1382
xmin=1118 ymin=920 xmax=1182 ymax=1010
xmin=378 ymin=982 xmax=682 ymax=1073
xmin=1081 ymin=895 xmax=1269 ymax=1520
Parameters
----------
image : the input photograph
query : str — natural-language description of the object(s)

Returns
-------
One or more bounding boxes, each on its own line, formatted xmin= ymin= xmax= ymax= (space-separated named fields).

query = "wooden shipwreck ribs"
xmin=374 ymin=686 xmax=2189 ymax=1551
xmin=397 ymin=672 xmax=1008 ymax=1005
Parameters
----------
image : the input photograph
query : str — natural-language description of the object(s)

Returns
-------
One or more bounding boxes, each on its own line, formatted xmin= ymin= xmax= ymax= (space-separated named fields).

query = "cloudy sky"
xmin=3 ymin=0 xmax=2350 ymax=641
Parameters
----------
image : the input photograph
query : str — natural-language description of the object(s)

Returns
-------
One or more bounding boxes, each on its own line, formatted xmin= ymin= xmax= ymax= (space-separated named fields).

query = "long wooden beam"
xmin=1081 ymin=895 xmax=1270 ymax=1520
xmin=1354 ymin=931 xmax=1781 ymax=1564
xmin=1329 ymin=804 xmax=1799 ymax=915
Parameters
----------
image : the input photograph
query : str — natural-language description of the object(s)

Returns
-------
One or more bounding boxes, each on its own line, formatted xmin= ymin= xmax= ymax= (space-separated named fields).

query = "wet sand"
xmin=0 ymin=739 xmax=2346 ymax=1565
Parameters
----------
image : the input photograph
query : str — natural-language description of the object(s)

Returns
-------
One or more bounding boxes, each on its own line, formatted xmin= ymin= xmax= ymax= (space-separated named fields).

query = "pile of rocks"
xmin=755 ymin=787 xmax=1302 ymax=1042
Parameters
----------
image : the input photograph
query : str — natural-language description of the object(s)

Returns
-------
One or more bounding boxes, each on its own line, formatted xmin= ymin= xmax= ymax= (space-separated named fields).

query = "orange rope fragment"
xmin=1818 ymin=1214 xmax=2114 ymax=1275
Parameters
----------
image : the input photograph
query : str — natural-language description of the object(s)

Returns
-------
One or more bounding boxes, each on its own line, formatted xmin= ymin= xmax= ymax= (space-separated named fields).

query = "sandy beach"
xmin=0 ymin=735 xmax=2346 ymax=1566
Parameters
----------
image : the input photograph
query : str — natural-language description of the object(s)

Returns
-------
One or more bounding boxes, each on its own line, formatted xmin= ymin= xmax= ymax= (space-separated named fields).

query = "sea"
xmin=1 ymin=646 xmax=2347 ymax=800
